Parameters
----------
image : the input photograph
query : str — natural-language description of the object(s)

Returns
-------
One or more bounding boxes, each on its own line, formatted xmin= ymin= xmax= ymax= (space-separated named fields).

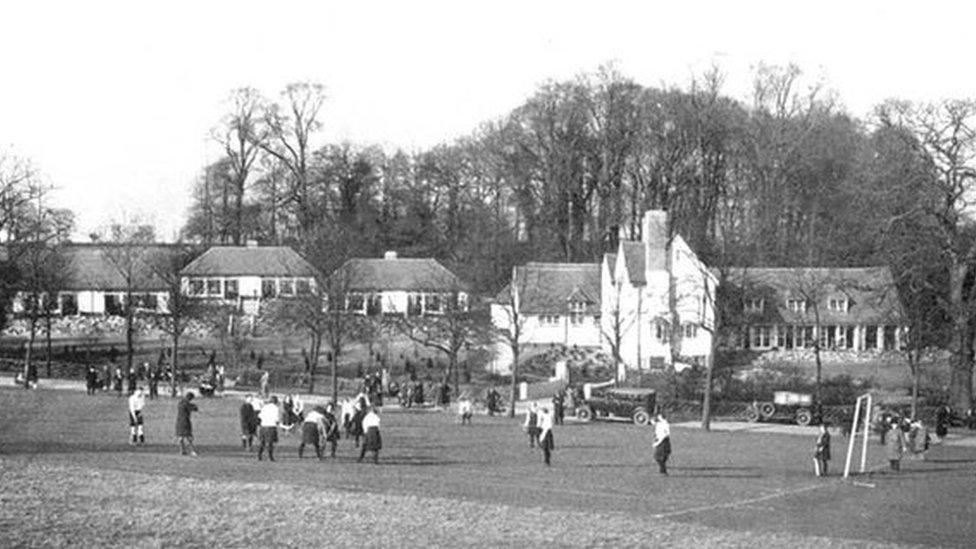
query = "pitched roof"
xmin=63 ymin=244 xmax=185 ymax=292
xmin=495 ymin=262 xmax=601 ymax=315
xmin=724 ymin=267 xmax=904 ymax=325
xmin=621 ymin=242 xmax=645 ymax=285
xmin=338 ymin=257 xmax=465 ymax=292
xmin=181 ymin=246 xmax=316 ymax=277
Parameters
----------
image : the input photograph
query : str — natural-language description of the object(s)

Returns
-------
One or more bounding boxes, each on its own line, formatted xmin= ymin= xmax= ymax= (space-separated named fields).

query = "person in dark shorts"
xmin=814 ymin=423 xmax=831 ymax=476
xmin=358 ymin=407 xmax=382 ymax=464
xmin=239 ymin=395 xmax=260 ymax=450
xmin=258 ymin=396 xmax=281 ymax=461
xmin=128 ymin=386 xmax=147 ymax=445
xmin=538 ymin=406 xmax=555 ymax=465
xmin=298 ymin=406 xmax=327 ymax=460
xmin=322 ymin=403 xmax=340 ymax=458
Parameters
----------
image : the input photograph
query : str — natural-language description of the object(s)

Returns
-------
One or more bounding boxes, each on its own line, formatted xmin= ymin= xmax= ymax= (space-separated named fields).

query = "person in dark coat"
xmin=552 ymin=392 xmax=565 ymax=426
xmin=350 ymin=396 xmax=367 ymax=447
xmin=886 ymin=419 xmax=903 ymax=471
xmin=239 ymin=395 xmax=260 ymax=450
xmin=322 ymin=403 xmax=340 ymax=458
xmin=358 ymin=407 xmax=382 ymax=464
xmin=113 ymin=368 xmax=124 ymax=396
xmin=936 ymin=405 xmax=951 ymax=439
xmin=814 ymin=423 xmax=831 ymax=476
xmin=524 ymin=403 xmax=541 ymax=448
xmin=85 ymin=365 xmax=98 ymax=395
xmin=175 ymin=392 xmax=199 ymax=456
xmin=127 ymin=367 xmax=137 ymax=395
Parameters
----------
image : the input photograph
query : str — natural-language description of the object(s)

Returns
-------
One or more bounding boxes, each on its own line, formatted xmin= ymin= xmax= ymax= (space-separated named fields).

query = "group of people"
xmin=237 ymin=391 xmax=383 ymax=463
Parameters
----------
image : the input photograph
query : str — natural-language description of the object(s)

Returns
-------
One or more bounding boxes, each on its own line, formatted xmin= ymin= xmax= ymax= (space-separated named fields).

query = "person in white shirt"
xmin=299 ymin=407 xmax=327 ymax=460
xmin=128 ymin=387 xmax=147 ymax=446
xmin=358 ymin=407 xmax=382 ymax=464
xmin=538 ymin=407 xmax=555 ymax=465
xmin=457 ymin=394 xmax=473 ymax=425
xmin=258 ymin=396 xmax=281 ymax=461
xmin=652 ymin=412 xmax=671 ymax=475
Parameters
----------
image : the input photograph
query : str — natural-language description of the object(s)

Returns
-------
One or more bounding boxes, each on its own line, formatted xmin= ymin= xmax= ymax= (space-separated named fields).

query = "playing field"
xmin=1 ymin=388 xmax=974 ymax=547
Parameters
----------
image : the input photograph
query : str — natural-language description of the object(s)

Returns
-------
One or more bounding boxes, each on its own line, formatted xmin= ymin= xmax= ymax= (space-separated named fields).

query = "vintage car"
xmin=575 ymin=386 xmax=657 ymax=426
xmin=745 ymin=390 xmax=815 ymax=426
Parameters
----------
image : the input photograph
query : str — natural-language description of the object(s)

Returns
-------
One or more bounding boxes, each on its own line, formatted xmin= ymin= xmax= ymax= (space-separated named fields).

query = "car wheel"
xmin=633 ymin=409 xmax=650 ymax=426
xmin=576 ymin=406 xmax=592 ymax=422
xmin=745 ymin=406 xmax=761 ymax=423
xmin=795 ymin=408 xmax=813 ymax=426
xmin=759 ymin=402 xmax=776 ymax=419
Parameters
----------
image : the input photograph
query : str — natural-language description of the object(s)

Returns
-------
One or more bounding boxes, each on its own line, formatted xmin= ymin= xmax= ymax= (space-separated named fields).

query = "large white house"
xmin=180 ymin=244 xmax=318 ymax=315
xmin=334 ymin=251 xmax=468 ymax=315
xmin=492 ymin=210 xmax=716 ymax=378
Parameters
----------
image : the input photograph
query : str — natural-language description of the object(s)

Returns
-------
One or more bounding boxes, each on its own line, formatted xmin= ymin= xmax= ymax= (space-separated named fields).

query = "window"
xmin=134 ymin=293 xmax=158 ymax=311
xmin=828 ymin=298 xmax=848 ymax=313
xmin=407 ymin=294 xmax=423 ymax=316
xmin=656 ymin=321 xmax=670 ymax=343
xmin=682 ymin=323 xmax=698 ymax=339
xmin=279 ymin=279 xmax=295 ymax=296
xmin=424 ymin=293 xmax=442 ymax=314
xmin=206 ymin=278 xmax=222 ymax=296
xmin=296 ymin=278 xmax=312 ymax=295
xmin=189 ymin=278 xmax=205 ymax=296
xmin=262 ymin=279 xmax=277 ymax=299
xmin=366 ymin=294 xmax=382 ymax=316
xmin=751 ymin=325 xmax=771 ymax=348
xmin=744 ymin=298 xmax=764 ymax=313
xmin=105 ymin=294 xmax=124 ymax=316
xmin=569 ymin=301 xmax=586 ymax=325
xmin=60 ymin=293 xmax=78 ymax=316
xmin=225 ymin=279 xmax=239 ymax=300
xmin=346 ymin=293 xmax=364 ymax=312
xmin=457 ymin=293 xmax=469 ymax=312
xmin=786 ymin=299 xmax=807 ymax=313
xmin=540 ymin=315 xmax=560 ymax=326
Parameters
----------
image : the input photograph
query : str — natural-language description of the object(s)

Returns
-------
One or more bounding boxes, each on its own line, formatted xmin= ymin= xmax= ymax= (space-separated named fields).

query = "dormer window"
xmin=828 ymin=298 xmax=849 ymax=313
xmin=786 ymin=299 xmax=807 ymax=313
xmin=569 ymin=301 xmax=586 ymax=325
xmin=744 ymin=298 xmax=764 ymax=313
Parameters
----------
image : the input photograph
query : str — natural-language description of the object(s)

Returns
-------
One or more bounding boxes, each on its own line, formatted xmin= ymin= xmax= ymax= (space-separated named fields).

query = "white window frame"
xmin=828 ymin=298 xmax=848 ymax=313
xmin=786 ymin=299 xmax=807 ymax=313
xmin=569 ymin=301 xmax=586 ymax=325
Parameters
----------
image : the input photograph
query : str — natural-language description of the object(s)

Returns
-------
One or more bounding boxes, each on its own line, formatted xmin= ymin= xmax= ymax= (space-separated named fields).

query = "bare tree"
xmin=102 ymin=223 xmax=156 ymax=376
xmin=214 ymin=88 xmax=268 ymax=245
xmin=149 ymin=245 xmax=207 ymax=396
xmin=258 ymin=82 xmax=327 ymax=240
xmin=492 ymin=266 xmax=528 ymax=418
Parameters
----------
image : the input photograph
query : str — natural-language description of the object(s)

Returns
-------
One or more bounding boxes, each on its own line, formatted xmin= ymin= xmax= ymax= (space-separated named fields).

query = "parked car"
xmin=745 ymin=391 xmax=815 ymax=426
xmin=575 ymin=386 xmax=656 ymax=425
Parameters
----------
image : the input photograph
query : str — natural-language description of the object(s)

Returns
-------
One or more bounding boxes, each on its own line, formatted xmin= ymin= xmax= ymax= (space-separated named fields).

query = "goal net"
xmin=843 ymin=393 xmax=873 ymax=478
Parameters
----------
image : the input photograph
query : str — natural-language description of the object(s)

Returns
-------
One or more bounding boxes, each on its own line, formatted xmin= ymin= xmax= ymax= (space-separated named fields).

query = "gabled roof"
xmin=620 ymin=241 xmax=645 ymax=285
xmin=181 ymin=246 xmax=316 ymax=278
xmin=338 ymin=257 xmax=465 ymax=292
xmin=724 ymin=267 xmax=904 ymax=325
xmin=495 ymin=262 xmax=601 ymax=315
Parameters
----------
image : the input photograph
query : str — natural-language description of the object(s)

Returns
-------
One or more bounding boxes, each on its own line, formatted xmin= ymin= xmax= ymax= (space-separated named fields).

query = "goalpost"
xmin=844 ymin=393 xmax=873 ymax=478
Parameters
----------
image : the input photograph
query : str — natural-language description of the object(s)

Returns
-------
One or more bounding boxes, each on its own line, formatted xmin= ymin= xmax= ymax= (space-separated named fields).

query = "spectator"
xmin=814 ymin=423 xmax=831 ymax=476
xmin=886 ymin=419 xmax=903 ymax=472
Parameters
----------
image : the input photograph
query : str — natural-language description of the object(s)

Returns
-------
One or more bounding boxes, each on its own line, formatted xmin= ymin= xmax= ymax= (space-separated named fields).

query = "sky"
xmin=2 ymin=0 xmax=975 ymax=241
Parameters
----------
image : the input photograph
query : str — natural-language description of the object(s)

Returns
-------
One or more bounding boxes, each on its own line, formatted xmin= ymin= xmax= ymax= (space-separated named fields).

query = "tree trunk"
xmin=171 ymin=334 xmax=180 ymax=397
xmin=307 ymin=333 xmax=321 ymax=395
xmin=508 ymin=344 xmax=520 ymax=418
xmin=331 ymin=349 xmax=340 ymax=406
xmin=451 ymin=353 xmax=459 ymax=397
xmin=701 ymin=336 xmax=716 ymax=431
xmin=24 ymin=319 xmax=37 ymax=388
xmin=125 ymin=297 xmax=134 ymax=375
xmin=45 ymin=313 xmax=53 ymax=378
xmin=948 ymin=262 xmax=975 ymax=411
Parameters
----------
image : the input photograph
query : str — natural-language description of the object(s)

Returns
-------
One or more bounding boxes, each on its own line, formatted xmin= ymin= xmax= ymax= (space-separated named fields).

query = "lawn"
xmin=1 ymin=387 xmax=975 ymax=547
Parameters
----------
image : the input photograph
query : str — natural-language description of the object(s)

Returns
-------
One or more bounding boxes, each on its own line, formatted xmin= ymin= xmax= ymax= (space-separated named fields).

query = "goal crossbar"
xmin=843 ymin=393 xmax=872 ymax=478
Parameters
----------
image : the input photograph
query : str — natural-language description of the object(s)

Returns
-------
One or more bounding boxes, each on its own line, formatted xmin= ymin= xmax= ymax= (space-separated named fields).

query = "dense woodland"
xmin=3 ymin=63 xmax=976 ymax=409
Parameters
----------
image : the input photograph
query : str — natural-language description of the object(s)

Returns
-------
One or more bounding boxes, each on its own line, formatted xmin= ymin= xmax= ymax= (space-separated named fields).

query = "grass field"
xmin=2 ymin=387 xmax=975 ymax=547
